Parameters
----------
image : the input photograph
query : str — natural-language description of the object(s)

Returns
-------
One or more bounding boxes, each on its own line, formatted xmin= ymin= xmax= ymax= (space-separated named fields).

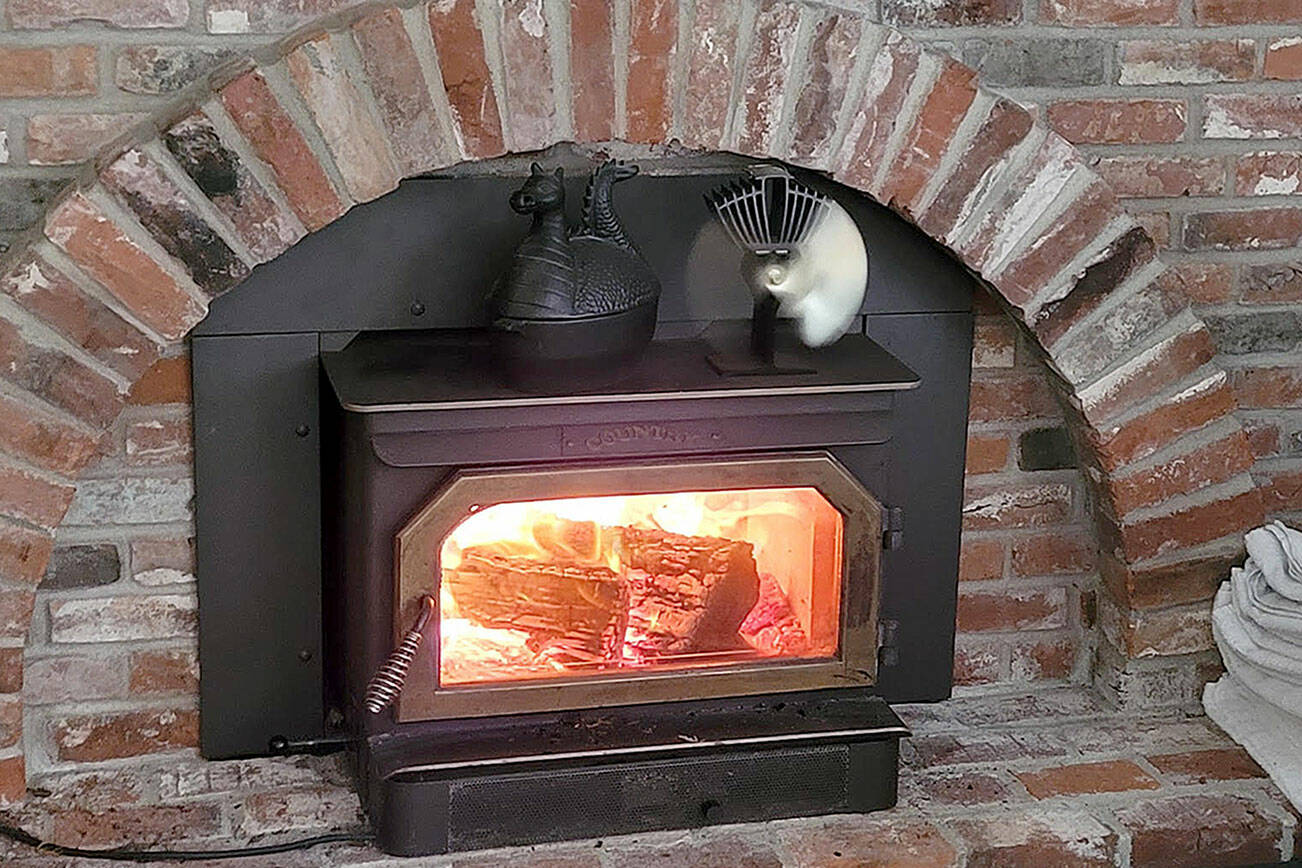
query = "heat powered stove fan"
xmin=705 ymin=165 xmax=869 ymax=374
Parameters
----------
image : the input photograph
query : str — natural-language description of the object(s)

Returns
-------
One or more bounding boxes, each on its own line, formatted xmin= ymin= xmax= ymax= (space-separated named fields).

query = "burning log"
xmin=443 ymin=548 xmax=627 ymax=662
xmin=620 ymin=527 xmax=760 ymax=657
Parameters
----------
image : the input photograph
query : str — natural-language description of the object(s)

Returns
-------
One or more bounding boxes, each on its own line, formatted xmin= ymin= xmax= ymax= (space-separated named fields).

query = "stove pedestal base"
xmin=358 ymin=692 xmax=908 ymax=857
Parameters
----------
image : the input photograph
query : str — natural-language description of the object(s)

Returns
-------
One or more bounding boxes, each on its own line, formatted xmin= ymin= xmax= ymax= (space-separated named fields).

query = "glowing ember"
xmin=436 ymin=487 xmax=842 ymax=685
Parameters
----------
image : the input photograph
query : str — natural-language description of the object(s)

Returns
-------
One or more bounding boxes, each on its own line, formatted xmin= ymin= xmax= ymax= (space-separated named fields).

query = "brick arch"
xmin=0 ymin=0 xmax=1262 ymax=799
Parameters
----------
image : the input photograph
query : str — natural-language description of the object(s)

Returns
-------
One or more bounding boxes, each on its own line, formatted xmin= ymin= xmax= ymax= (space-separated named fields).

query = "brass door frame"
xmin=393 ymin=451 xmax=882 ymax=722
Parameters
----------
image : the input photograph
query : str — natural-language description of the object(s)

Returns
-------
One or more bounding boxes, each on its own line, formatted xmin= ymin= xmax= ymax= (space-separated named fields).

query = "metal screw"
xmin=410 ymin=300 xmax=426 ymax=317
xmin=295 ymin=424 xmax=310 ymax=437
xmin=298 ymin=649 xmax=313 ymax=662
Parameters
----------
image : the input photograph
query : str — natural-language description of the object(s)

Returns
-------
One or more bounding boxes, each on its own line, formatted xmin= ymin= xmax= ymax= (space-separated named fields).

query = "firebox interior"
xmin=433 ymin=487 xmax=843 ymax=687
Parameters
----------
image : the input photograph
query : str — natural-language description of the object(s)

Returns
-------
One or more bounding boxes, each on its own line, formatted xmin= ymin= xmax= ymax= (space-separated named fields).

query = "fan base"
xmin=707 ymin=351 xmax=817 ymax=377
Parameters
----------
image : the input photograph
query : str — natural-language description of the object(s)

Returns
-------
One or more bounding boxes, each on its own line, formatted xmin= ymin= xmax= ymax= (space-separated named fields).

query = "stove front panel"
xmin=392 ymin=454 xmax=881 ymax=721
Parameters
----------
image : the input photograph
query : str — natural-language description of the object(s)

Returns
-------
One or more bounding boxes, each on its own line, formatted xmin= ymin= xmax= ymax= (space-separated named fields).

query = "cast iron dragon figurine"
xmin=491 ymin=160 xmax=661 ymax=378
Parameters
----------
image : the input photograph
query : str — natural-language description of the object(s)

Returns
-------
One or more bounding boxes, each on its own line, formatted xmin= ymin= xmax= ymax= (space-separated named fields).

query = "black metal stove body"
xmin=323 ymin=326 xmax=919 ymax=854
xmin=190 ymin=165 xmax=976 ymax=855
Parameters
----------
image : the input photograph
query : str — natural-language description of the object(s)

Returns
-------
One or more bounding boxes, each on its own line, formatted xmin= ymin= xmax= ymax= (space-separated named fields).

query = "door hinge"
xmin=883 ymin=506 xmax=904 ymax=550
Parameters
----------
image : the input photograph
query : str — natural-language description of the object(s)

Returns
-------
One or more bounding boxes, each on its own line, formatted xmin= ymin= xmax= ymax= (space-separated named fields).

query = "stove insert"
xmin=321 ymin=325 xmax=921 ymax=854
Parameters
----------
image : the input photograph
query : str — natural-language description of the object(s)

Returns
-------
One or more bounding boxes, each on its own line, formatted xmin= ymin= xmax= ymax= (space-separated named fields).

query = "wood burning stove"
xmin=323 ymin=326 xmax=918 ymax=854
xmin=190 ymin=166 xmax=976 ymax=856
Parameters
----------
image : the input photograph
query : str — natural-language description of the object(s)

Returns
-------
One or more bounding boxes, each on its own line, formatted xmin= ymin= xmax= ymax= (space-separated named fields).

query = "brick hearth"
xmin=0 ymin=687 xmax=1295 ymax=867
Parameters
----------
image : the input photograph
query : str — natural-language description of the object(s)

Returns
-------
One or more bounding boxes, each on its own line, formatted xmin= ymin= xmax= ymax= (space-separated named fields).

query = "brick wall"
xmin=0 ymin=0 xmax=1278 ymax=786
xmin=883 ymin=0 xmax=1302 ymax=530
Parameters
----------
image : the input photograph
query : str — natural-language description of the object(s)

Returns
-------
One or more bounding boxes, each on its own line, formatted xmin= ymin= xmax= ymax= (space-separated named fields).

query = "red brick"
xmin=24 ymin=653 xmax=126 ymax=704
xmin=1205 ymin=94 xmax=1302 ymax=140
xmin=1030 ymin=226 xmax=1159 ymax=356
xmin=777 ymin=815 xmax=958 ymax=868
xmin=0 ymin=46 xmax=96 ymax=97
xmin=53 ymin=804 xmax=219 ymax=848
xmin=956 ymin=133 xmax=1081 ymax=270
xmin=130 ymin=648 xmax=197 ymax=695
xmin=1093 ymin=155 xmax=1222 ymax=198
xmin=682 ymin=0 xmax=740 ymax=150
xmin=1116 ymin=793 xmax=1285 ymax=868
xmin=428 ymin=0 xmax=505 ymax=158
xmin=9 ymin=0 xmax=187 ymax=29
xmin=286 ymin=35 xmax=400 ymax=205
xmin=964 ymin=482 xmax=1073 ymax=530
xmin=1118 ymin=40 xmax=1254 ymax=85
xmin=954 ymin=810 xmax=1118 ymax=868
xmin=1105 ymin=429 xmax=1254 ymax=517
xmin=1011 ymin=532 xmax=1096 ymax=576
xmin=881 ymin=58 xmax=978 ymax=212
xmin=1048 ymin=99 xmax=1186 ymax=145
xmin=1235 ymin=151 xmax=1302 ymax=196
xmin=102 ymin=147 xmax=250 ymax=298
xmin=0 ymin=316 xmax=122 ymax=430
xmin=959 ymin=537 xmax=1005 ymax=581
xmin=918 ymin=98 xmax=1033 ymax=241
xmin=0 ymin=589 xmax=35 ymax=639
xmin=1166 ymin=261 xmax=1235 ymax=304
xmin=128 ymin=356 xmax=190 ymax=405
xmin=1265 ymin=37 xmax=1302 ymax=80
xmin=0 ymin=696 xmax=20 ymax=749
xmin=125 ymin=415 xmax=191 ymax=466
xmin=236 ymin=786 xmax=361 ymax=836
xmin=205 ymin=0 xmax=354 ymax=33
xmin=972 ymin=317 xmax=1016 ymax=368
xmin=1196 ymin=0 xmax=1302 ymax=24
xmin=1016 ymin=759 xmax=1160 ymax=798
xmin=570 ymin=0 xmax=615 ymax=142
xmin=969 ymin=373 xmax=1060 ymax=424
xmin=44 ymin=192 xmax=205 ymax=343
xmin=1 ymin=252 xmax=158 ymax=382
xmin=1112 ymin=484 xmax=1263 ymax=562
xmin=0 ymin=648 xmax=21 ymax=694
xmin=1243 ymin=419 xmax=1281 ymax=458
xmin=906 ymin=767 xmax=1014 ymax=805
xmin=626 ymin=0 xmax=677 ymax=143
xmin=1100 ymin=546 xmax=1240 ymax=610
xmin=1012 ymin=636 xmax=1075 ymax=680
xmin=26 ymin=113 xmax=147 ymax=166
xmin=788 ymin=13 xmax=862 ymax=164
xmin=0 ymin=460 xmax=74 ymax=530
xmin=838 ymin=33 xmax=922 ymax=194
xmin=1184 ymin=207 xmax=1302 ymax=251
xmin=956 ymin=587 xmax=1069 ymax=632
xmin=1232 ymin=365 xmax=1302 ymax=408
xmin=0 ymin=754 xmax=24 ymax=804
xmin=1241 ymin=261 xmax=1302 ymax=304
xmin=735 ymin=0 xmax=800 ymax=156
xmin=498 ymin=0 xmax=556 ymax=151
xmin=351 ymin=7 xmax=449 ymax=176
xmin=965 ymin=433 xmax=1009 ymax=474
xmin=995 ymin=179 xmax=1121 ymax=308
xmin=1078 ymin=323 xmax=1219 ymax=424
xmin=163 ymin=111 xmax=304 ymax=264
xmin=0 ymin=390 xmax=101 ymax=477
xmin=1261 ymin=469 xmax=1302 ymax=514
xmin=1041 ymin=0 xmax=1177 ymax=25
xmin=1090 ymin=370 xmax=1236 ymax=471
xmin=1134 ymin=210 xmax=1171 ymax=248
xmin=1147 ymin=748 xmax=1265 ymax=784
xmin=220 ymin=71 xmax=345 ymax=232
xmin=953 ymin=641 xmax=1003 ymax=686
xmin=53 ymin=707 xmax=197 ymax=762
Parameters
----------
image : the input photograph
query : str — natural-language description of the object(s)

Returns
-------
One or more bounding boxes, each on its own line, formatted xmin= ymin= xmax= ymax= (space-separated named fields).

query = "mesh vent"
xmin=448 ymin=745 xmax=849 ymax=851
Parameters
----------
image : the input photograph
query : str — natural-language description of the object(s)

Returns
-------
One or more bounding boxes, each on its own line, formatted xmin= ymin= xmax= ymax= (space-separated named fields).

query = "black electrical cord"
xmin=0 ymin=820 xmax=374 ymax=863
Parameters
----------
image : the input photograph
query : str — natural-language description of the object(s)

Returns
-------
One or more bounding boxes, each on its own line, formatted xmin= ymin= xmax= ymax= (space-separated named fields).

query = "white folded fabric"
xmin=1245 ymin=520 xmax=1302 ymax=602
xmin=1231 ymin=565 xmax=1302 ymax=642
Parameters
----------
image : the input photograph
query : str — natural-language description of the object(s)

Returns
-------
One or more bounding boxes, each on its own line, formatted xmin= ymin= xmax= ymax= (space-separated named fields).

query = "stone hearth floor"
xmin=1 ymin=687 xmax=1298 ymax=867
